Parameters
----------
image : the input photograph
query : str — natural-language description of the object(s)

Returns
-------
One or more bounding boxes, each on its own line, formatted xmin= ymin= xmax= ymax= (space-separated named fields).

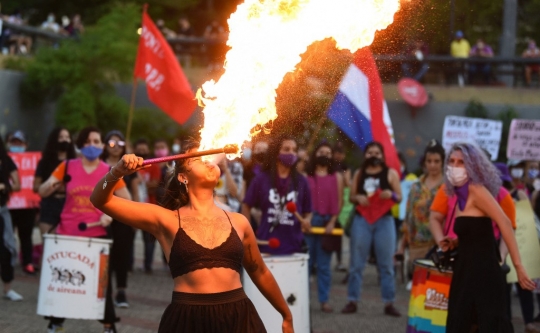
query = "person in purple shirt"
xmin=306 ymin=142 xmax=343 ymax=313
xmin=242 ymin=135 xmax=312 ymax=255
xmin=469 ymin=39 xmax=494 ymax=84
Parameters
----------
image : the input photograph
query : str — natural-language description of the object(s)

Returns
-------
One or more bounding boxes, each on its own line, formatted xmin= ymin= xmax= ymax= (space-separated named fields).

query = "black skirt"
xmin=158 ymin=288 xmax=267 ymax=333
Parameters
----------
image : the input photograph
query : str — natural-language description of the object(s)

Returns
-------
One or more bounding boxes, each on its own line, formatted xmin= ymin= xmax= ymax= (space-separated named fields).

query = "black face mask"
xmin=365 ymin=156 xmax=383 ymax=167
xmin=57 ymin=141 xmax=70 ymax=152
xmin=253 ymin=152 xmax=266 ymax=164
xmin=315 ymin=156 xmax=331 ymax=167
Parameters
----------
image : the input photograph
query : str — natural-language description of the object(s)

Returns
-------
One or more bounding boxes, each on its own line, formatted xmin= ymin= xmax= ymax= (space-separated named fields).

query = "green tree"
xmin=20 ymin=3 xmax=140 ymax=133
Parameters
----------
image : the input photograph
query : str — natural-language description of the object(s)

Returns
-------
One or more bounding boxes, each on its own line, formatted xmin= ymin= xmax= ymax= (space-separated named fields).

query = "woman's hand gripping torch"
xmin=142 ymin=144 xmax=239 ymax=165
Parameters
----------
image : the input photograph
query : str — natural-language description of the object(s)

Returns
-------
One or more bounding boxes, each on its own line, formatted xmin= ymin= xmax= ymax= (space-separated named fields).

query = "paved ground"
xmin=0 ymin=229 xmax=531 ymax=333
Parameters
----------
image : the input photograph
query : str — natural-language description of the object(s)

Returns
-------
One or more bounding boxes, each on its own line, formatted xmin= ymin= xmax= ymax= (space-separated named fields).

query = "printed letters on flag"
xmin=134 ymin=10 xmax=196 ymax=124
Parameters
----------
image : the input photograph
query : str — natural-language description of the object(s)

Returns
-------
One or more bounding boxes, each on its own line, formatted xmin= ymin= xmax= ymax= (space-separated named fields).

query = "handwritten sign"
xmin=7 ymin=152 xmax=42 ymax=209
xmin=507 ymin=119 xmax=540 ymax=160
xmin=506 ymin=200 xmax=540 ymax=283
xmin=442 ymin=116 xmax=503 ymax=160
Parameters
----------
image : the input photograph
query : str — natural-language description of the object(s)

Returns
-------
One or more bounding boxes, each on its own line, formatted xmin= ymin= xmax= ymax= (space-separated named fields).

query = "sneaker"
xmin=4 ymin=289 xmax=23 ymax=301
xmin=384 ymin=303 xmax=402 ymax=317
xmin=115 ymin=291 xmax=129 ymax=308
xmin=341 ymin=301 xmax=357 ymax=314
xmin=47 ymin=324 xmax=64 ymax=333
xmin=320 ymin=302 xmax=333 ymax=313
xmin=406 ymin=281 xmax=412 ymax=291
xmin=335 ymin=263 xmax=347 ymax=272
xmin=23 ymin=264 xmax=36 ymax=275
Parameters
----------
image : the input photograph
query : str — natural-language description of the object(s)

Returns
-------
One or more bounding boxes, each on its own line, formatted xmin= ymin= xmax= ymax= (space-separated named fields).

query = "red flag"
xmin=134 ymin=8 xmax=196 ymax=124
xmin=353 ymin=48 xmax=401 ymax=176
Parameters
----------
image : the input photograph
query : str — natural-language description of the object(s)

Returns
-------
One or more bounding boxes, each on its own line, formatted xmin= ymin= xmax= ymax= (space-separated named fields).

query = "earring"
xmin=183 ymin=180 xmax=188 ymax=193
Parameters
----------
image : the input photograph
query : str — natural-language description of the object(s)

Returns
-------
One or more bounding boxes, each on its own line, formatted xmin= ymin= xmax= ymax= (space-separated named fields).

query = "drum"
xmin=406 ymin=259 xmax=452 ymax=333
xmin=37 ymin=234 xmax=112 ymax=320
xmin=242 ymin=253 xmax=310 ymax=333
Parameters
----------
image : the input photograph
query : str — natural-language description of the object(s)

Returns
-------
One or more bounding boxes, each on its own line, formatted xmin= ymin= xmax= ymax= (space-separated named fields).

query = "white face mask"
xmin=511 ymin=168 xmax=524 ymax=179
xmin=446 ymin=166 xmax=468 ymax=187
xmin=172 ymin=143 xmax=181 ymax=154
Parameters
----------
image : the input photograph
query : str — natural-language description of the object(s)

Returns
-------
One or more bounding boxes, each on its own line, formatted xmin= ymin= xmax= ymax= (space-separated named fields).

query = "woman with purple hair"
xmin=430 ymin=142 xmax=536 ymax=332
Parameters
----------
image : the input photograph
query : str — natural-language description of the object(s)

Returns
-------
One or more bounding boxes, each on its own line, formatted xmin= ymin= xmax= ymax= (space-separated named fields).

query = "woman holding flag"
xmin=91 ymin=140 xmax=294 ymax=333
xmin=341 ymin=141 xmax=402 ymax=317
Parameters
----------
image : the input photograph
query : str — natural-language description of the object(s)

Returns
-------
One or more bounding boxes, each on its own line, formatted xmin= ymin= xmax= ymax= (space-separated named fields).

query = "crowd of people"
xmin=1 ymin=126 xmax=540 ymax=332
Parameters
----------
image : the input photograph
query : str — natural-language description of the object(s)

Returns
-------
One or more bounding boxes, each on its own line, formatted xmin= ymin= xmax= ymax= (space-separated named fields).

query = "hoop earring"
xmin=183 ymin=180 xmax=188 ymax=193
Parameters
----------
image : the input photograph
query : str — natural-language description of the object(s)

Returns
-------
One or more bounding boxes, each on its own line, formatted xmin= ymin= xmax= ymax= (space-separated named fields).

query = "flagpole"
xmin=126 ymin=77 xmax=138 ymax=143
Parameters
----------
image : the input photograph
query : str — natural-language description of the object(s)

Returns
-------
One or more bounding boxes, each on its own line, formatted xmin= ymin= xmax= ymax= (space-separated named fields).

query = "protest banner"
xmin=506 ymin=200 xmax=540 ymax=283
xmin=507 ymin=119 xmax=540 ymax=160
xmin=7 ymin=152 xmax=42 ymax=209
xmin=442 ymin=116 xmax=503 ymax=160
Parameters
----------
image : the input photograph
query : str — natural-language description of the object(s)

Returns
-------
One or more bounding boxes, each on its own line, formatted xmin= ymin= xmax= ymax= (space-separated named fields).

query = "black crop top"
xmin=168 ymin=210 xmax=244 ymax=278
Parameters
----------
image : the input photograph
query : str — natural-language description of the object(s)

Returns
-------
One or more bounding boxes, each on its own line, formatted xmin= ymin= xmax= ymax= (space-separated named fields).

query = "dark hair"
xmin=134 ymin=138 xmax=149 ymax=149
xmin=420 ymin=139 xmax=445 ymax=169
xmin=160 ymin=139 xmax=200 ymax=210
xmin=397 ymin=151 xmax=408 ymax=175
xmin=263 ymin=134 xmax=301 ymax=191
xmin=306 ymin=142 xmax=335 ymax=176
xmin=42 ymin=127 xmax=76 ymax=162
xmin=153 ymin=138 xmax=168 ymax=146
xmin=0 ymin=135 xmax=9 ymax=166
xmin=100 ymin=130 xmax=126 ymax=161
xmin=75 ymin=126 xmax=101 ymax=149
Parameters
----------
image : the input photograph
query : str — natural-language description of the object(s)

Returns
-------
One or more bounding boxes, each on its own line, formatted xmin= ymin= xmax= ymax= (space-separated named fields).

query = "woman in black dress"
xmin=430 ymin=142 xmax=535 ymax=332
xmin=91 ymin=140 xmax=293 ymax=333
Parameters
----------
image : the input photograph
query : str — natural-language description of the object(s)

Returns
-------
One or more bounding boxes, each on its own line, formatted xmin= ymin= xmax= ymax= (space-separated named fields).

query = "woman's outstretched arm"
xmin=237 ymin=213 xmax=294 ymax=333
xmin=90 ymin=154 xmax=170 ymax=236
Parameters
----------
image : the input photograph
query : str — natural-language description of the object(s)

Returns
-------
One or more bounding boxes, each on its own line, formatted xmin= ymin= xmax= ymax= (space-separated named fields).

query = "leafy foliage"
xmin=20 ymin=3 xmax=139 ymax=133
xmin=464 ymin=99 xmax=489 ymax=119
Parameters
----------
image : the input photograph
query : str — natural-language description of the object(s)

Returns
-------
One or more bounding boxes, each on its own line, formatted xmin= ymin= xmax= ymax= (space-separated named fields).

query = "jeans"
xmin=347 ymin=214 xmax=396 ymax=304
xmin=305 ymin=213 xmax=332 ymax=303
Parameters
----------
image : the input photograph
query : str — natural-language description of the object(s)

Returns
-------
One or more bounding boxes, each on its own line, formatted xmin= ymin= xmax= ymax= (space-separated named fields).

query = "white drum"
xmin=243 ymin=253 xmax=310 ymax=333
xmin=37 ymin=234 xmax=112 ymax=320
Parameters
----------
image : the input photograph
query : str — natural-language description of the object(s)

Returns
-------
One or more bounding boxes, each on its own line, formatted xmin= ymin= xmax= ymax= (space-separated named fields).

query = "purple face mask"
xmin=278 ymin=153 xmax=298 ymax=167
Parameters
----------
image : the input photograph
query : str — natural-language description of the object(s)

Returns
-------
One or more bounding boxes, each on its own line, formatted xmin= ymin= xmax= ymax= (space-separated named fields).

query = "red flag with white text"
xmin=134 ymin=8 xmax=196 ymax=124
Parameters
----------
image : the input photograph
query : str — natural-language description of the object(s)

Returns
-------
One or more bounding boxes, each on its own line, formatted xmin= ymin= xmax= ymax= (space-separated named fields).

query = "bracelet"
xmin=391 ymin=192 xmax=398 ymax=202
xmin=103 ymin=167 xmax=124 ymax=190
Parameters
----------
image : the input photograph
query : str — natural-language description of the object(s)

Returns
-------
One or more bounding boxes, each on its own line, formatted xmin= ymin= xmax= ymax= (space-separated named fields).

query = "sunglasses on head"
xmin=108 ymin=140 xmax=126 ymax=148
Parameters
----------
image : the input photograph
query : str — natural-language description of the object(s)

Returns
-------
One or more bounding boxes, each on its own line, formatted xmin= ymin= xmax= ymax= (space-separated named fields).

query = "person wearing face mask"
xmin=305 ymin=142 xmax=343 ymax=313
xmin=171 ymin=138 xmax=182 ymax=155
xmin=242 ymin=135 xmax=312 ymax=255
xmin=429 ymin=142 xmax=535 ymax=332
xmin=39 ymin=126 xmax=132 ymax=333
xmin=133 ymin=138 xmax=162 ymax=274
xmin=41 ymin=13 xmax=60 ymax=33
xmin=242 ymin=139 xmax=270 ymax=232
xmin=341 ymin=142 xmax=403 ymax=317
xmin=7 ymin=130 xmax=39 ymax=275
xmin=526 ymin=160 xmax=540 ymax=193
xmin=34 ymin=127 xmax=76 ymax=237
xmin=509 ymin=160 xmax=529 ymax=195
xmin=101 ymin=130 xmax=141 ymax=309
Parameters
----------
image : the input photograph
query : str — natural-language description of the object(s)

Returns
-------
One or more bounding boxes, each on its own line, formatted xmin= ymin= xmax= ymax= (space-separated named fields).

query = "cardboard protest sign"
xmin=7 ymin=152 xmax=42 ymax=209
xmin=442 ymin=116 xmax=502 ymax=160
xmin=507 ymin=119 xmax=540 ymax=160
xmin=506 ymin=200 xmax=540 ymax=283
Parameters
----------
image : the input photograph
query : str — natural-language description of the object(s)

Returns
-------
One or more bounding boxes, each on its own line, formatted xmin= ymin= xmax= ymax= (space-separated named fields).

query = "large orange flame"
xmin=198 ymin=0 xmax=400 ymax=155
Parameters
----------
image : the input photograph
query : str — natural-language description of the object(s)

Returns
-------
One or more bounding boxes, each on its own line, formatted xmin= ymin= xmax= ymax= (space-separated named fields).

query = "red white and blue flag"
xmin=327 ymin=47 xmax=400 ymax=173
